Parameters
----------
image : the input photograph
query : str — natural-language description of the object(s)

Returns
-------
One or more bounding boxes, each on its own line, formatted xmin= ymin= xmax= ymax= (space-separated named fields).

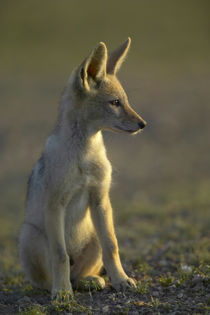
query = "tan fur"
xmin=19 ymin=38 xmax=146 ymax=299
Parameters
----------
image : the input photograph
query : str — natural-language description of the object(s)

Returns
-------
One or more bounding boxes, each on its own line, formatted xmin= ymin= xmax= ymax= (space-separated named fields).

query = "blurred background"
xmin=0 ymin=0 xmax=210 ymax=270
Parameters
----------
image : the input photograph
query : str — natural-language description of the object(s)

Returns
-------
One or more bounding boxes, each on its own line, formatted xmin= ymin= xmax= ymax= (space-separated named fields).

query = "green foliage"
xmin=136 ymin=280 xmax=150 ymax=294
xmin=19 ymin=304 xmax=47 ymax=315
xmin=50 ymin=296 xmax=91 ymax=314
xmin=159 ymin=275 xmax=175 ymax=287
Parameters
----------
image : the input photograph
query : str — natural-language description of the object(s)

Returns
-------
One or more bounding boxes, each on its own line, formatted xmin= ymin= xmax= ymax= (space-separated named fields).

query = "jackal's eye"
xmin=110 ymin=99 xmax=121 ymax=107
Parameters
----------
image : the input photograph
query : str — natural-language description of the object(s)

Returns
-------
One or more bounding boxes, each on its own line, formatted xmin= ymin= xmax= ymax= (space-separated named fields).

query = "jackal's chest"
xmin=59 ymin=135 xmax=111 ymax=206
xmin=79 ymin=160 xmax=104 ymax=187
xmin=79 ymin=149 xmax=112 ymax=188
xmin=60 ymin=156 xmax=109 ymax=206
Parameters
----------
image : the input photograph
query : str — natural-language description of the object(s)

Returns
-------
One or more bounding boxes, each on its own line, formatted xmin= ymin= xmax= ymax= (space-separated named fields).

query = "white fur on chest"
xmin=45 ymin=131 xmax=111 ymax=208
xmin=80 ymin=132 xmax=112 ymax=187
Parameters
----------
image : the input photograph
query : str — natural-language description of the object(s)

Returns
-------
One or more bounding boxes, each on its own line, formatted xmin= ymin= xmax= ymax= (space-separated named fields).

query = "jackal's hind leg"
xmin=71 ymin=236 xmax=105 ymax=290
xmin=19 ymin=223 xmax=52 ymax=290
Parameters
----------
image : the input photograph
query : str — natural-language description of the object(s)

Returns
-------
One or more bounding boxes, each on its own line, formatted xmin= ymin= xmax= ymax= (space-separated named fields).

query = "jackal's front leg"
xmin=90 ymin=193 xmax=136 ymax=291
xmin=45 ymin=203 xmax=73 ymax=299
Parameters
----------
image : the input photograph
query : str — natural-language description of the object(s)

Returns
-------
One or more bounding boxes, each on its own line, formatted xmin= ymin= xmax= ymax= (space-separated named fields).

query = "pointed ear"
xmin=107 ymin=37 xmax=131 ymax=75
xmin=80 ymin=42 xmax=107 ymax=90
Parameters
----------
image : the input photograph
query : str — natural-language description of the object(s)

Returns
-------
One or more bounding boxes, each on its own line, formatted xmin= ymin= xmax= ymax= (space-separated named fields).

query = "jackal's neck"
xmin=54 ymin=89 xmax=104 ymax=154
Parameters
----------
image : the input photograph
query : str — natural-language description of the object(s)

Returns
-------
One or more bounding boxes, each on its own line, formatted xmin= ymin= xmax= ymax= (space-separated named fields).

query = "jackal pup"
xmin=19 ymin=38 xmax=146 ymax=299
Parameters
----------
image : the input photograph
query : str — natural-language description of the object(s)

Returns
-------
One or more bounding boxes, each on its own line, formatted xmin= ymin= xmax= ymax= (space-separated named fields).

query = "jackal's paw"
xmin=112 ymin=277 xmax=137 ymax=291
xmin=51 ymin=288 xmax=74 ymax=302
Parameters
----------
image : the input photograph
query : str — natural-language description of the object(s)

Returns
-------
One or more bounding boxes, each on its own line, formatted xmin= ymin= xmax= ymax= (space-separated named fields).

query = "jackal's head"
xmin=70 ymin=38 xmax=146 ymax=134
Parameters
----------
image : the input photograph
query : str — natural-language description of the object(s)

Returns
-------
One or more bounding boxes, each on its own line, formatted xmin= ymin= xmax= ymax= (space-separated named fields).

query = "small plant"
xmin=150 ymin=296 xmax=161 ymax=309
xmin=77 ymin=279 xmax=102 ymax=292
xmin=176 ymin=264 xmax=194 ymax=286
xmin=136 ymin=281 xmax=150 ymax=294
xmin=19 ymin=304 xmax=47 ymax=315
xmin=49 ymin=293 xmax=92 ymax=314
xmin=158 ymin=275 xmax=175 ymax=287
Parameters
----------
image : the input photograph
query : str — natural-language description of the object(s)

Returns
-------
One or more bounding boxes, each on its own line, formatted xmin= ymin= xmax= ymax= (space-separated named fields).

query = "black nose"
xmin=138 ymin=120 xmax=146 ymax=129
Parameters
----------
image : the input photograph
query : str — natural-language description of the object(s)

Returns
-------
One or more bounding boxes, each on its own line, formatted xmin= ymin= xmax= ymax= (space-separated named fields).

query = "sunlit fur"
xmin=19 ymin=38 xmax=146 ymax=299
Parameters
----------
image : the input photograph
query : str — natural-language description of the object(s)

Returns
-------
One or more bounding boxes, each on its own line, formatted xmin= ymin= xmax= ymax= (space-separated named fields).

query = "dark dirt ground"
xmin=0 ymin=193 xmax=210 ymax=314
xmin=0 ymin=257 xmax=209 ymax=314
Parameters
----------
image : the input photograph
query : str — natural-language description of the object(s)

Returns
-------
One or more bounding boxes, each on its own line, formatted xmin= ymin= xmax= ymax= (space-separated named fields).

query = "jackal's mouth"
xmin=114 ymin=125 xmax=141 ymax=134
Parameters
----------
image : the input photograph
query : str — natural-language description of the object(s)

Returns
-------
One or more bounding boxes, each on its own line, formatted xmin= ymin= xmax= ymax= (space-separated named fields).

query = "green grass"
xmin=19 ymin=304 xmax=47 ymax=315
